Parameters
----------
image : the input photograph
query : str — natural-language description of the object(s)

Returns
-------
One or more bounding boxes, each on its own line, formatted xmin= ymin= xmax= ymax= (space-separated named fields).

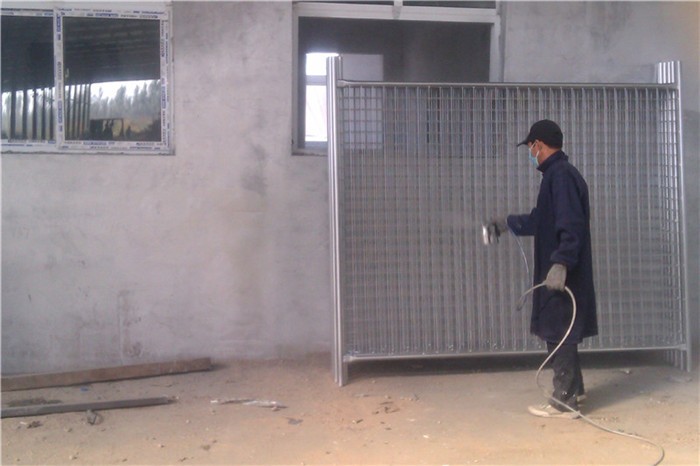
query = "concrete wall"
xmin=2 ymin=1 xmax=332 ymax=373
xmin=2 ymin=1 xmax=698 ymax=374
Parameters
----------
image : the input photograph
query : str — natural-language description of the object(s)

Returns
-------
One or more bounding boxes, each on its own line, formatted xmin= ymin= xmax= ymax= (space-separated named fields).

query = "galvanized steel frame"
xmin=328 ymin=57 xmax=689 ymax=385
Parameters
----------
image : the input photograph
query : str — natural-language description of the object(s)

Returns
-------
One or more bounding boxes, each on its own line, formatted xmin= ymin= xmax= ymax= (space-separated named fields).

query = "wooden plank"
xmin=1 ymin=396 xmax=174 ymax=418
xmin=1 ymin=358 xmax=211 ymax=392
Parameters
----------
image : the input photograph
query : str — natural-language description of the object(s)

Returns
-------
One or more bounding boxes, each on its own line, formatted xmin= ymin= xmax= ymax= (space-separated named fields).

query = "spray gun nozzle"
xmin=482 ymin=223 xmax=500 ymax=245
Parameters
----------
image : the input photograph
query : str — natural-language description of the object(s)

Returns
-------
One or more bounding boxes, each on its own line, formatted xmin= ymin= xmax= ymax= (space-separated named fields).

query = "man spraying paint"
xmin=488 ymin=119 xmax=598 ymax=419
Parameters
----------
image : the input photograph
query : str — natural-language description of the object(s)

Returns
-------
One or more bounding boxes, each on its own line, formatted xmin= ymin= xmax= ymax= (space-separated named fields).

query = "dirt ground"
xmin=2 ymin=352 xmax=698 ymax=465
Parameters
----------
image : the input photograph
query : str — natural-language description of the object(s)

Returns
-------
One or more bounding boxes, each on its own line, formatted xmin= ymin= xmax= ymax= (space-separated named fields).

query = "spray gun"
xmin=482 ymin=223 xmax=501 ymax=245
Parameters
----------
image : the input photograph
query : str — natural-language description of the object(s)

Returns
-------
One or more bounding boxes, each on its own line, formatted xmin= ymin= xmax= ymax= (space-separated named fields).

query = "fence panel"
xmin=328 ymin=59 xmax=688 ymax=385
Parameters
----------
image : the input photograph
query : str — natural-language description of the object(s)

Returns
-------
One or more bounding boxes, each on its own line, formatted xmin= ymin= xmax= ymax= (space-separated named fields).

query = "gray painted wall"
xmin=2 ymin=2 xmax=332 ymax=373
xmin=2 ymin=1 xmax=698 ymax=374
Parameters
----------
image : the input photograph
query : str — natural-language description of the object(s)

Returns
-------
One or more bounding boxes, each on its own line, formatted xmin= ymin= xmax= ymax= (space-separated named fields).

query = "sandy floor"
xmin=2 ymin=353 xmax=698 ymax=465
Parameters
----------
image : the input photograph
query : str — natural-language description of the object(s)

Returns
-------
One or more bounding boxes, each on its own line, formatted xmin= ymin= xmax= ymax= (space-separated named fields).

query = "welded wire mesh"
xmin=329 ymin=68 xmax=687 ymax=383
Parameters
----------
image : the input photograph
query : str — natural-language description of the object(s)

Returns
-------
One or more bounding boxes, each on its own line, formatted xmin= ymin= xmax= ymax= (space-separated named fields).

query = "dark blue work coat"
xmin=507 ymin=151 xmax=598 ymax=344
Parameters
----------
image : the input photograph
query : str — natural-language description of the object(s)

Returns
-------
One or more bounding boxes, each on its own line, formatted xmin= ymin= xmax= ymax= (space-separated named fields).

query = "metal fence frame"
xmin=328 ymin=57 xmax=689 ymax=385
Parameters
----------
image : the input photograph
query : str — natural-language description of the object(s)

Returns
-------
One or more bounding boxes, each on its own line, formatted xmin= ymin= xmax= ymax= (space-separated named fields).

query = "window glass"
xmin=306 ymin=52 xmax=336 ymax=76
xmin=86 ymin=80 xmax=160 ymax=141
xmin=1 ymin=13 xmax=55 ymax=142
xmin=305 ymin=53 xmax=337 ymax=144
xmin=61 ymin=16 xmax=162 ymax=144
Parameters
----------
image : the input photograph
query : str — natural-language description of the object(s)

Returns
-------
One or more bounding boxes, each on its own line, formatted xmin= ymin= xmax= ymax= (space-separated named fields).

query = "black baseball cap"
xmin=516 ymin=119 xmax=563 ymax=148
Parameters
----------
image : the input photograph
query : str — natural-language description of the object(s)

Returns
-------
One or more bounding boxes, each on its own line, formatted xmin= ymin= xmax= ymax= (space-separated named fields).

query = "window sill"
xmin=292 ymin=148 xmax=327 ymax=157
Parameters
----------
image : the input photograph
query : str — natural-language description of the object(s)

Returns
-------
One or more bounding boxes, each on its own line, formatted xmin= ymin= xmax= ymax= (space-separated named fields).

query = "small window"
xmin=1 ymin=5 xmax=172 ymax=154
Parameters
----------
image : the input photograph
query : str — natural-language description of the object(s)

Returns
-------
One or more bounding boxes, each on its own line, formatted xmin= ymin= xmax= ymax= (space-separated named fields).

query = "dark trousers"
xmin=546 ymin=342 xmax=584 ymax=411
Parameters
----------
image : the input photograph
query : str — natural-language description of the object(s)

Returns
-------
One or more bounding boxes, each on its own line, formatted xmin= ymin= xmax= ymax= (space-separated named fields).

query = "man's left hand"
xmin=544 ymin=263 xmax=567 ymax=291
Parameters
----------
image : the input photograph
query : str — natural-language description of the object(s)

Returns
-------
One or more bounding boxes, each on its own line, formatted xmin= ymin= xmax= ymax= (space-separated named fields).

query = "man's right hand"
xmin=488 ymin=218 xmax=509 ymax=236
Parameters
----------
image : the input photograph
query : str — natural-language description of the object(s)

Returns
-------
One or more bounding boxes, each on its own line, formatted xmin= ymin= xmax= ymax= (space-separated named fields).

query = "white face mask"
xmin=528 ymin=144 xmax=540 ymax=168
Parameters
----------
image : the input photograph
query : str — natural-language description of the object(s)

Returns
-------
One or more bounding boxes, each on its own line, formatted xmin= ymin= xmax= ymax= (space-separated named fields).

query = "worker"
xmin=489 ymin=119 xmax=598 ymax=419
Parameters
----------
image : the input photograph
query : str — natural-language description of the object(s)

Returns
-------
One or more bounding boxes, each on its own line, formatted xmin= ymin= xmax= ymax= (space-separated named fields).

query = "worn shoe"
xmin=527 ymin=404 xmax=580 ymax=419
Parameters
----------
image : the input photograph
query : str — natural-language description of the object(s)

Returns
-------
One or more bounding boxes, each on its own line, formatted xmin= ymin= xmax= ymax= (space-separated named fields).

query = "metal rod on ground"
xmin=1 ymin=396 xmax=174 ymax=419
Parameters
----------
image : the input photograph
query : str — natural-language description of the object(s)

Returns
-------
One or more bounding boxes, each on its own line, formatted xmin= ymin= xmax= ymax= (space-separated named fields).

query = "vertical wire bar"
xmin=658 ymin=84 xmax=670 ymax=346
xmin=429 ymin=85 xmax=436 ymax=352
xmin=675 ymin=62 xmax=691 ymax=370
xmin=405 ymin=86 xmax=413 ymax=354
xmin=634 ymin=88 xmax=645 ymax=346
xmin=457 ymin=86 xmax=467 ymax=353
xmin=644 ymin=88 xmax=654 ymax=346
xmin=402 ymin=86 xmax=410 ymax=354
xmin=418 ymin=86 xmax=427 ymax=353
xmin=444 ymin=86 xmax=454 ymax=353
xmin=583 ymin=87 xmax=598 ymax=351
xmin=327 ymin=57 xmax=344 ymax=385
xmin=390 ymin=86 xmax=399 ymax=355
xmin=600 ymin=88 xmax=612 ymax=347
xmin=623 ymin=88 xmax=635 ymax=344
xmin=375 ymin=86 xmax=385 ymax=353
xmin=464 ymin=87 xmax=473 ymax=352
xmin=659 ymin=61 xmax=690 ymax=370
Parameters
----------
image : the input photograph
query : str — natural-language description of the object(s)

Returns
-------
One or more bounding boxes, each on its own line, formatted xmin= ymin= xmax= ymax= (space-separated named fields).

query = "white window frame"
xmin=292 ymin=1 xmax=501 ymax=156
xmin=1 ymin=2 xmax=173 ymax=155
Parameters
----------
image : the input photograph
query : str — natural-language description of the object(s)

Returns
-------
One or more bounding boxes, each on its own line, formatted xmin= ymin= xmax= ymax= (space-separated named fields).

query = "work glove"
xmin=544 ymin=263 xmax=567 ymax=291
xmin=488 ymin=218 xmax=509 ymax=237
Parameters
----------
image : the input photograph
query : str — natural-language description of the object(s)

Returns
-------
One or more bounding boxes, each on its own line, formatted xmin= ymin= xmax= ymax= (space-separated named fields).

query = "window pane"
xmin=81 ymin=79 xmax=161 ymax=141
xmin=305 ymin=85 xmax=329 ymax=142
xmin=62 ymin=16 xmax=162 ymax=142
xmin=306 ymin=52 xmax=337 ymax=76
xmin=1 ymin=13 xmax=55 ymax=141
